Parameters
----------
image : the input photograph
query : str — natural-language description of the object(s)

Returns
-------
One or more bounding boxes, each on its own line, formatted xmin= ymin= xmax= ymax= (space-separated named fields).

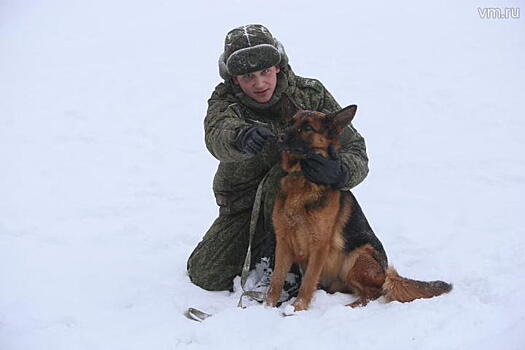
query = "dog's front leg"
xmin=265 ymin=237 xmax=293 ymax=307
xmin=293 ymin=243 xmax=330 ymax=311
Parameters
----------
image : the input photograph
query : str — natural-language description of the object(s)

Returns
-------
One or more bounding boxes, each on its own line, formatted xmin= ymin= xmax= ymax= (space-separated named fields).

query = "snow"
xmin=1 ymin=0 xmax=524 ymax=349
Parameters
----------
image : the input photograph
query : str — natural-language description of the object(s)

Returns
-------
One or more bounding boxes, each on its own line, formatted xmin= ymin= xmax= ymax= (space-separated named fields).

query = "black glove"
xmin=300 ymin=145 xmax=350 ymax=188
xmin=236 ymin=126 xmax=276 ymax=155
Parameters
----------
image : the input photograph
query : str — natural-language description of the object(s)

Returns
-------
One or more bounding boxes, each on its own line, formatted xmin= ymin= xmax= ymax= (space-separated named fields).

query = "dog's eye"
xmin=303 ymin=125 xmax=313 ymax=132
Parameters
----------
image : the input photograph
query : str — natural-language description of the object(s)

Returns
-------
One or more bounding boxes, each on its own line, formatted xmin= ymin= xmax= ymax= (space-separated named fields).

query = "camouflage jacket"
xmin=204 ymin=67 xmax=369 ymax=215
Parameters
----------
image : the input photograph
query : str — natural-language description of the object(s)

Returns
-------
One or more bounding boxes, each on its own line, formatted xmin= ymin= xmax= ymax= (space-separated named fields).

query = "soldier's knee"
xmin=188 ymin=271 xmax=232 ymax=291
xmin=187 ymin=254 xmax=233 ymax=291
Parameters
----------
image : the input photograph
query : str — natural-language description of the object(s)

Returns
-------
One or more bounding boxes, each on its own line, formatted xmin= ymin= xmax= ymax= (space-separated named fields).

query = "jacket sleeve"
xmin=204 ymin=89 xmax=253 ymax=163
xmin=338 ymin=125 xmax=369 ymax=190
xmin=319 ymin=85 xmax=370 ymax=190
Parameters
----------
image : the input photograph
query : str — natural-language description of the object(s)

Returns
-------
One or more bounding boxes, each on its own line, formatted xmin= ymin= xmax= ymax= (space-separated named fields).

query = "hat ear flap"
xmin=275 ymin=39 xmax=288 ymax=68
xmin=218 ymin=53 xmax=230 ymax=81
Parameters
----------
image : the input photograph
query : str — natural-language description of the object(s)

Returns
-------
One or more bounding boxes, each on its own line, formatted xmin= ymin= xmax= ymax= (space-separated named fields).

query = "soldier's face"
xmin=233 ymin=66 xmax=280 ymax=103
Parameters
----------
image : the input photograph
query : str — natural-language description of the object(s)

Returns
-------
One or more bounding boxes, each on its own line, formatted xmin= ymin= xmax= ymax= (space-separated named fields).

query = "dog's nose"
xmin=276 ymin=133 xmax=287 ymax=143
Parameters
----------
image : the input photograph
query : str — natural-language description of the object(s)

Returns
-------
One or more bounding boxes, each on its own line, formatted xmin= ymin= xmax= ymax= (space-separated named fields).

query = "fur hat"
xmin=219 ymin=24 xmax=288 ymax=80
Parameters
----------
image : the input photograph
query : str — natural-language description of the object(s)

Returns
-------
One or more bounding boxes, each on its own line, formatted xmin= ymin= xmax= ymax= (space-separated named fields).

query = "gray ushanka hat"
xmin=219 ymin=24 xmax=288 ymax=80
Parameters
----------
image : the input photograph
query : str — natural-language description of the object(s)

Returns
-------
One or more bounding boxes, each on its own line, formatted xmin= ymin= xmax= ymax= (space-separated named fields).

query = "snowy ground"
xmin=1 ymin=0 xmax=524 ymax=349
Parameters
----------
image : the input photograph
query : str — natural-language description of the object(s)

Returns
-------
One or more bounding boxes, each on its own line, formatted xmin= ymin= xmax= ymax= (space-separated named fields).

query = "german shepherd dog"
xmin=265 ymin=105 xmax=452 ymax=311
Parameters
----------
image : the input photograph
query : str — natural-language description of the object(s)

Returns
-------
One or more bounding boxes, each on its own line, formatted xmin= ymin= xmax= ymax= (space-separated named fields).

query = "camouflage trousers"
xmin=186 ymin=167 xmax=283 ymax=291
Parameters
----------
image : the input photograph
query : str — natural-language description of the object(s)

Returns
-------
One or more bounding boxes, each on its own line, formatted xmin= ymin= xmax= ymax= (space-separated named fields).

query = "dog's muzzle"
xmin=276 ymin=132 xmax=310 ymax=155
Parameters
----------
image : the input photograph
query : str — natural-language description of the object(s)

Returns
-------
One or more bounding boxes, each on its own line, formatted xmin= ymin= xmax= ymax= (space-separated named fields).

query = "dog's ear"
xmin=326 ymin=105 xmax=357 ymax=138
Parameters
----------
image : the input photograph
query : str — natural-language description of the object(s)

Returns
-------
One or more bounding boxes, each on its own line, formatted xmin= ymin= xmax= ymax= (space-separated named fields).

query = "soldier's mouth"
xmin=253 ymin=89 xmax=269 ymax=95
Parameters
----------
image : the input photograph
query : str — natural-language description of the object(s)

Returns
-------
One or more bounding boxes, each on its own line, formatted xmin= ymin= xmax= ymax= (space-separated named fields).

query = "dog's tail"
xmin=382 ymin=267 xmax=452 ymax=303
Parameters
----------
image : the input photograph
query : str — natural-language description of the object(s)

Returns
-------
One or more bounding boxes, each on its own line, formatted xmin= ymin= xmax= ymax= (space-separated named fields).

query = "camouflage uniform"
xmin=186 ymin=25 xmax=369 ymax=291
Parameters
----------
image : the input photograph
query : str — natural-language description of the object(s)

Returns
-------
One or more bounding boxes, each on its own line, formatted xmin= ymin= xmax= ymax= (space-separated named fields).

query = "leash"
xmin=184 ymin=170 xmax=272 ymax=321
xmin=237 ymin=170 xmax=272 ymax=307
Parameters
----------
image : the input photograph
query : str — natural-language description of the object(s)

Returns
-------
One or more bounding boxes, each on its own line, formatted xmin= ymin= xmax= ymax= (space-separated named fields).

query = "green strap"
xmin=237 ymin=170 xmax=272 ymax=308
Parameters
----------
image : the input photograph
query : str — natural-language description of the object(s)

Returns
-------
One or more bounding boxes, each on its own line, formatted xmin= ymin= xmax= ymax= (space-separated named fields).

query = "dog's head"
xmin=277 ymin=105 xmax=357 ymax=159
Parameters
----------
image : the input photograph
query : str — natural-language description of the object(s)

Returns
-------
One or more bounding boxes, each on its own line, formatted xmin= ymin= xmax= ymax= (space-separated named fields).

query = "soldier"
xmin=187 ymin=24 xmax=369 ymax=295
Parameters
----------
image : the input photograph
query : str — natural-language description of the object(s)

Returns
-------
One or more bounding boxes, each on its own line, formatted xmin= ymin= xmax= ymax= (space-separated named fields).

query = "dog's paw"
xmin=346 ymin=297 xmax=369 ymax=308
xmin=292 ymin=297 xmax=309 ymax=311
xmin=264 ymin=294 xmax=279 ymax=308
xmin=264 ymin=300 xmax=277 ymax=308
xmin=266 ymin=285 xmax=288 ymax=308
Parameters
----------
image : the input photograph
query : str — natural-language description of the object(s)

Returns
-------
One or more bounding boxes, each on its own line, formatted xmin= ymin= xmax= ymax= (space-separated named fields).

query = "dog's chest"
xmin=274 ymin=186 xmax=339 ymax=263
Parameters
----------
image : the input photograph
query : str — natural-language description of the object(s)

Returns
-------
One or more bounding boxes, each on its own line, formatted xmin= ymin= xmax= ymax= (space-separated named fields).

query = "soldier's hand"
xmin=236 ymin=126 xmax=276 ymax=155
xmin=301 ymin=145 xmax=350 ymax=188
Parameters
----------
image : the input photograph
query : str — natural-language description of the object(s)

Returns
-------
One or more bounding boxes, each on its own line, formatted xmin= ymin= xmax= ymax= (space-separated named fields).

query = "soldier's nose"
xmin=253 ymin=76 xmax=265 ymax=89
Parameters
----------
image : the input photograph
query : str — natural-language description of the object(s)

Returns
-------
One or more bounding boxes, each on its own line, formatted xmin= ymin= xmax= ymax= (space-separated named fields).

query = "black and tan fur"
xmin=265 ymin=105 xmax=452 ymax=311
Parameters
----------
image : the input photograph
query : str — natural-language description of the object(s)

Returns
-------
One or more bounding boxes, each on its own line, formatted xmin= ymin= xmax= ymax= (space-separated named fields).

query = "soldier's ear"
xmin=326 ymin=105 xmax=357 ymax=138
